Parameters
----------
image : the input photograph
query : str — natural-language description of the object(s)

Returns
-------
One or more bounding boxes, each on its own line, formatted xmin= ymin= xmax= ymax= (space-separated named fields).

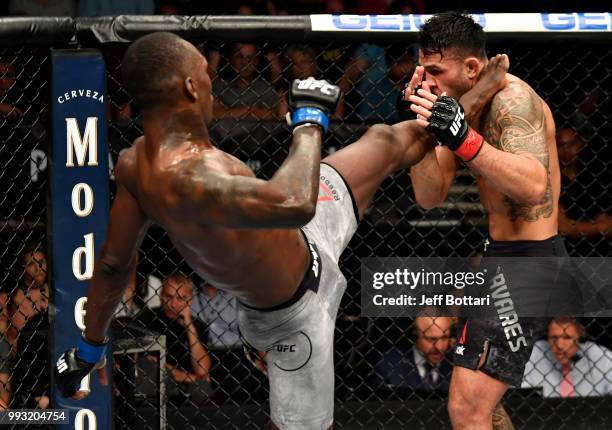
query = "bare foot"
xmin=462 ymin=54 xmax=509 ymax=125
xmin=476 ymin=53 xmax=509 ymax=97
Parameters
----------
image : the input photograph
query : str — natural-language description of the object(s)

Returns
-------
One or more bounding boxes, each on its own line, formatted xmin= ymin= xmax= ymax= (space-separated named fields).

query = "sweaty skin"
xmin=477 ymin=74 xmax=559 ymax=240
xmin=412 ymin=53 xmax=559 ymax=241
xmin=85 ymin=121 xmax=324 ymax=345
xmin=129 ymin=132 xmax=314 ymax=306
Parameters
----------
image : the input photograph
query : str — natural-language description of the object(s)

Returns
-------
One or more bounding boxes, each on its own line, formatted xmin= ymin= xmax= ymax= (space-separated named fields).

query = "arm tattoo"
xmin=492 ymin=403 xmax=516 ymax=430
xmin=481 ymin=81 xmax=553 ymax=222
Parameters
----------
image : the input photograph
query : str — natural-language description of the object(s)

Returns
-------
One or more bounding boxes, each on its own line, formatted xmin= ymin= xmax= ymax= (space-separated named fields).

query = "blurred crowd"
xmin=1 ymin=245 xmax=610 ymax=416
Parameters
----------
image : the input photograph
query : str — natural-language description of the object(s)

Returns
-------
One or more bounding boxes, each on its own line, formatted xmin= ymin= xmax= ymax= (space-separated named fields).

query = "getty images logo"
xmin=297 ymin=77 xmax=336 ymax=96
xmin=450 ymin=109 xmax=465 ymax=136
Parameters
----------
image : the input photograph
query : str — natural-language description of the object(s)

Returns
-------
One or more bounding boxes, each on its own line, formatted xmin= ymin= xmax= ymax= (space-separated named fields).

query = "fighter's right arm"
xmin=409 ymin=55 xmax=508 ymax=209
xmin=173 ymin=125 xmax=322 ymax=229
xmin=409 ymin=79 xmax=504 ymax=209
xmin=83 ymin=148 xmax=151 ymax=344
xmin=176 ymin=78 xmax=340 ymax=229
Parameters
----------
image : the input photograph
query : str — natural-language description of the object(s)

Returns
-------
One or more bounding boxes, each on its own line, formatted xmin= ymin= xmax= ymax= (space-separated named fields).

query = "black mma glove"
xmin=55 ymin=336 xmax=107 ymax=398
xmin=288 ymin=77 xmax=341 ymax=134
xmin=427 ymin=95 xmax=484 ymax=162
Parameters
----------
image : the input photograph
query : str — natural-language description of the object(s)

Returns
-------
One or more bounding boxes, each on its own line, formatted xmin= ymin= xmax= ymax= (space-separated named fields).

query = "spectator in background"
xmin=325 ymin=0 xmax=346 ymax=14
xmin=523 ymin=316 xmax=612 ymax=397
xmin=566 ymin=84 xmax=604 ymax=142
xmin=0 ymin=337 xmax=10 ymax=410
xmin=137 ymin=273 xmax=213 ymax=405
xmin=192 ymin=282 xmax=240 ymax=349
xmin=213 ymin=43 xmax=283 ymax=120
xmin=2 ymin=57 xmax=49 ymax=138
xmin=277 ymin=44 xmax=320 ymax=118
xmin=1 ymin=58 xmax=48 ymax=228
xmin=370 ymin=310 xmax=454 ymax=397
xmin=556 ymin=127 xmax=612 ymax=255
xmin=78 ymin=0 xmax=154 ymax=16
xmin=339 ymin=43 xmax=417 ymax=122
xmin=8 ymin=0 xmax=75 ymax=16
xmin=234 ymin=0 xmax=279 ymax=15
xmin=387 ymin=0 xmax=427 ymax=14
xmin=355 ymin=0 xmax=387 ymax=14
xmin=315 ymin=1 xmax=353 ymax=93
xmin=286 ymin=45 xmax=319 ymax=81
xmin=192 ymin=281 xmax=254 ymax=404
xmin=386 ymin=43 xmax=418 ymax=102
xmin=157 ymin=1 xmax=179 ymax=14
xmin=0 ymin=292 xmax=9 ymax=337
xmin=0 ymin=60 xmax=22 ymax=121
xmin=0 ymin=291 xmax=11 ymax=410
xmin=1 ymin=58 xmax=47 ymax=131
xmin=236 ymin=4 xmax=257 ymax=15
xmin=9 ymin=244 xmax=50 ymax=409
xmin=159 ymin=0 xmax=202 ymax=15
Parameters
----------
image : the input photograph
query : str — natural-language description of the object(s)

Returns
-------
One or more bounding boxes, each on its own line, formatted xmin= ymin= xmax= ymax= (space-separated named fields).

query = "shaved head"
xmin=122 ymin=32 xmax=200 ymax=110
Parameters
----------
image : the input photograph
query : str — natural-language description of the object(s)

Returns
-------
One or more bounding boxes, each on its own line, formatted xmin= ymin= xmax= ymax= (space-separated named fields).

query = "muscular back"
xmin=477 ymin=75 xmax=560 ymax=240
xmin=118 ymin=137 xmax=310 ymax=308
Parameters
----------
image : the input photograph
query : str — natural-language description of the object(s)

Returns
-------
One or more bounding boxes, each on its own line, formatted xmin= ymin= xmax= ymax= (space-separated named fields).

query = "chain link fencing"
xmin=1 ymin=19 xmax=611 ymax=429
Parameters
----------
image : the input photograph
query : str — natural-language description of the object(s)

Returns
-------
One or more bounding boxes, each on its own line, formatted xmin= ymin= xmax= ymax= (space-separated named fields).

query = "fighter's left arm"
xmin=466 ymin=82 xmax=549 ymax=205
xmin=84 ymin=148 xmax=151 ymax=344
xmin=411 ymin=83 xmax=549 ymax=206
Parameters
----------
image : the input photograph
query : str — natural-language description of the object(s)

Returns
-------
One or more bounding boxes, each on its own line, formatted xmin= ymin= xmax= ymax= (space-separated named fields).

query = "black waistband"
xmin=484 ymin=234 xmax=568 ymax=257
xmin=240 ymin=230 xmax=321 ymax=313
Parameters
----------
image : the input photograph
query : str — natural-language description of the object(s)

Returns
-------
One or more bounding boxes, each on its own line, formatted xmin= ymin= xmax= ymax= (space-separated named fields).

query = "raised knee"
xmin=366 ymin=124 xmax=394 ymax=145
xmin=448 ymin=396 xmax=489 ymax=427
xmin=448 ymin=395 xmax=466 ymax=421
xmin=365 ymin=124 xmax=402 ymax=161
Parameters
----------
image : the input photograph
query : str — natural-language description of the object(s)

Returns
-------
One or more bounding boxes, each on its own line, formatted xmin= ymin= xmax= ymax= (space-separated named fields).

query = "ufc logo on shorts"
xmin=450 ymin=109 xmax=465 ymax=136
xmin=276 ymin=344 xmax=296 ymax=352
xmin=297 ymin=78 xmax=336 ymax=96
xmin=57 ymin=354 xmax=68 ymax=373
xmin=267 ymin=344 xmax=296 ymax=353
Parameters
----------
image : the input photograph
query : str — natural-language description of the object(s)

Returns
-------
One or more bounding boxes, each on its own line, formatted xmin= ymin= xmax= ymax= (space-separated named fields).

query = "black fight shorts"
xmin=453 ymin=235 xmax=572 ymax=386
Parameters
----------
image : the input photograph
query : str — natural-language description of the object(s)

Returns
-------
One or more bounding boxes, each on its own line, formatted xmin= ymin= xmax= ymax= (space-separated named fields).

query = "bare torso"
xmin=477 ymin=74 xmax=560 ymax=240
xmin=124 ymin=137 xmax=310 ymax=308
